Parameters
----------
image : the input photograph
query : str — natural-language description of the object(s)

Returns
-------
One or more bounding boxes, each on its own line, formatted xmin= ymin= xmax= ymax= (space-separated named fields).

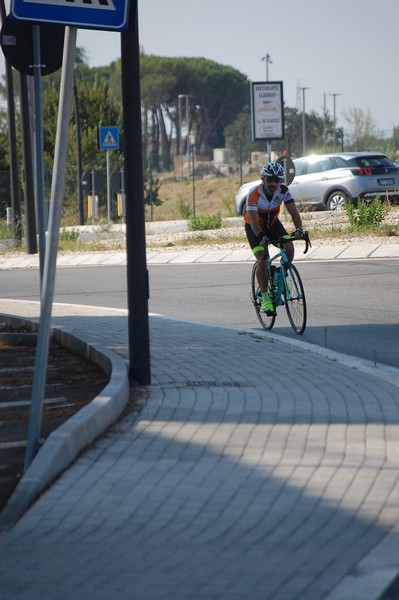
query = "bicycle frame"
xmin=251 ymin=234 xmax=311 ymax=335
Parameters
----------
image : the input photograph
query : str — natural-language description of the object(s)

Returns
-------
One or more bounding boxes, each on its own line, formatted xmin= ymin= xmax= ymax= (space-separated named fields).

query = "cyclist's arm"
xmin=285 ymin=201 xmax=303 ymax=231
xmin=248 ymin=209 xmax=264 ymax=239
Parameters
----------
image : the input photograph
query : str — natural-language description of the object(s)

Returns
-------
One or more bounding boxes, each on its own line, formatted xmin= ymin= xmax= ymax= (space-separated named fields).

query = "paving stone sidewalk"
xmin=0 ymin=299 xmax=398 ymax=600
xmin=1 ymin=238 xmax=399 ymax=270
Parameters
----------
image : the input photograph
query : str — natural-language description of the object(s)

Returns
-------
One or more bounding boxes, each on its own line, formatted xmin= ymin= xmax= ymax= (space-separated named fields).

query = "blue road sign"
xmin=98 ymin=126 xmax=119 ymax=150
xmin=11 ymin=0 xmax=129 ymax=31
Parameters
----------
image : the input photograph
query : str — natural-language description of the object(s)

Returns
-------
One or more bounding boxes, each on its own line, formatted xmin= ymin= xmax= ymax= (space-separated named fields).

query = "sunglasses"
xmin=265 ymin=176 xmax=282 ymax=183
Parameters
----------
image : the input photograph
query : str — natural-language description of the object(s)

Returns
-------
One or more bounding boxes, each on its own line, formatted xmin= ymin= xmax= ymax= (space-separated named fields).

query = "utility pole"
xmin=301 ymin=87 xmax=310 ymax=156
xmin=261 ymin=53 xmax=272 ymax=81
xmin=261 ymin=54 xmax=272 ymax=161
xmin=323 ymin=92 xmax=327 ymax=152
xmin=330 ymin=93 xmax=341 ymax=152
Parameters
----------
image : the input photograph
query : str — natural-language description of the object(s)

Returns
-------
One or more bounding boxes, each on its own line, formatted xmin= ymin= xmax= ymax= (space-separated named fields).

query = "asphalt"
xmin=0 ymin=236 xmax=399 ymax=600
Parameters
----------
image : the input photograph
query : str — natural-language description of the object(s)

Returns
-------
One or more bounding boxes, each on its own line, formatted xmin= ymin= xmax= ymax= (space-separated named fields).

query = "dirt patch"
xmin=0 ymin=333 xmax=110 ymax=513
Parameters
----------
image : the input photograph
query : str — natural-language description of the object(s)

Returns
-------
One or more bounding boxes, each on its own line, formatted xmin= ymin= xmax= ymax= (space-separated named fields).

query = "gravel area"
xmin=1 ymin=209 xmax=398 ymax=255
xmin=144 ymin=209 xmax=399 ymax=251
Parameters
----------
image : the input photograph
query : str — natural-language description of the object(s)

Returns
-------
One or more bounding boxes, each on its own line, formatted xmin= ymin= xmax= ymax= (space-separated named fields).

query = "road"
xmin=1 ymin=258 xmax=398 ymax=368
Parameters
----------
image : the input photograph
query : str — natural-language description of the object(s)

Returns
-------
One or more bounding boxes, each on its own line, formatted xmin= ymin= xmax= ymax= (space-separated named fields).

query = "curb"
xmin=0 ymin=315 xmax=130 ymax=530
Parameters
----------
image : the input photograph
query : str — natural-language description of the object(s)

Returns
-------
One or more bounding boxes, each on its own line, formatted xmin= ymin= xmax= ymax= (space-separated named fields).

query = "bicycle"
xmin=250 ymin=233 xmax=311 ymax=335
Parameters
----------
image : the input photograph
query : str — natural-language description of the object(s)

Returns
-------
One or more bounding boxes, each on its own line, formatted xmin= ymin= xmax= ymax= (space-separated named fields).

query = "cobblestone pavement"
xmin=0 ymin=296 xmax=398 ymax=600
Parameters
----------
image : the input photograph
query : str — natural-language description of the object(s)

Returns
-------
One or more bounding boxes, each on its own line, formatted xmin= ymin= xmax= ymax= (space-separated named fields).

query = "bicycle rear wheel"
xmin=283 ymin=263 xmax=307 ymax=335
xmin=251 ymin=262 xmax=276 ymax=330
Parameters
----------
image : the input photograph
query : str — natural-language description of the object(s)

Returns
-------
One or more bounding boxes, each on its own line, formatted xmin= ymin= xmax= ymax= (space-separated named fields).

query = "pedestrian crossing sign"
xmin=98 ymin=126 xmax=119 ymax=150
xmin=11 ymin=0 xmax=129 ymax=31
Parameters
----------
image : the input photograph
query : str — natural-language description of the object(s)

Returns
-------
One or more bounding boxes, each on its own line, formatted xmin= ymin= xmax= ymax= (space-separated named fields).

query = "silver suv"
xmin=235 ymin=152 xmax=399 ymax=214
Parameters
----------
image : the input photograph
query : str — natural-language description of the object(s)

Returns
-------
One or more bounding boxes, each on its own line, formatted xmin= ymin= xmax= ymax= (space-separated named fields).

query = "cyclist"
xmin=244 ymin=161 xmax=304 ymax=315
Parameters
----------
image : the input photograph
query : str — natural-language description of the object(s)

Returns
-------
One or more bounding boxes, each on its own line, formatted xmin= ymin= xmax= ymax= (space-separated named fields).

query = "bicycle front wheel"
xmin=251 ymin=262 xmax=276 ymax=331
xmin=283 ymin=263 xmax=307 ymax=335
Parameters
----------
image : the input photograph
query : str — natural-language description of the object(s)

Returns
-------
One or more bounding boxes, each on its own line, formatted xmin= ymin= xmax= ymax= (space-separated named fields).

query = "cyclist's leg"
xmin=245 ymin=224 xmax=273 ymax=312
xmin=270 ymin=219 xmax=294 ymax=262
xmin=245 ymin=223 xmax=268 ymax=292
xmin=254 ymin=249 xmax=268 ymax=292
xmin=284 ymin=241 xmax=294 ymax=263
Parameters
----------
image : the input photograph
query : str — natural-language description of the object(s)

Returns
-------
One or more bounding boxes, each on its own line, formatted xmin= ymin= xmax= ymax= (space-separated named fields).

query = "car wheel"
xmin=326 ymin=191 xmax=348 ymax=211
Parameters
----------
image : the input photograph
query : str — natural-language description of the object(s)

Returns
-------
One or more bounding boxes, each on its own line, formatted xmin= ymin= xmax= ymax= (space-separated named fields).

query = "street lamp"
xmin=178 ymin=94 xmax=191 ymax=178
xmin=330 ymin=93 xmax=341 ymax=152
xmin=301 ymin=87 xmax=310 ymax=156
xmin=261 ymin=54 xmax=273 ymax=160
xmin=261 ymin=53 xmax=272 ymax=81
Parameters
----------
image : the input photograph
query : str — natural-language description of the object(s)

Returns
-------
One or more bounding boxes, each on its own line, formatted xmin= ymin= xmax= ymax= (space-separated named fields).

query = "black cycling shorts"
xmin=245 ymin=219 xmax=288 ymax=252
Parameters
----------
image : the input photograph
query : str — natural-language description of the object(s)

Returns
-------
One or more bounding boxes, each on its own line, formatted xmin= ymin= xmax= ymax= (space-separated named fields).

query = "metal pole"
xmin=90 ymin=169 xmax=96 ymax=224
xmin=73 ymin=72 xmax=84 ymax=225
xmin=106 ymin=149 xmax=111 ymax=222
xmin=0 ymin=0 xmax=22 ymax=246
xmin=149 ymin=151 xmax=153 ymax=222
xmin=301 ymin=87 xmax=310 ymax=156
xmin=239 ymin=140 xmax=242 ymax=186
xmin=191 ymin=145 xmax=195 ymax=217
xmin=120 ymin=166 xmax=126 ymax=224
xmin=323 ymin=92 xmax=326 ymax=153
xmin=178 ymin=94 xmax=183 ymax=179
xmin=330 ymin=93 xmax=341 ymax=152
xmin=263 ymin=54 xmax=272 ymax=161
xmin=121 ymin=1 xmax=151 ymax=384
xmin=261 ymin=53 xmax=272 ymax=82
xmin=25 ymin=27 xmax=77 ymax=469
xmin=333 ymin=95 xmax=336 ymax=151
xmin=186 ymin=95 xmax=190 ymax=178
xmin=33 ymin=25 xmax=47 ymax=281
xmin=19 ymin=73 xmax=37 ymax=254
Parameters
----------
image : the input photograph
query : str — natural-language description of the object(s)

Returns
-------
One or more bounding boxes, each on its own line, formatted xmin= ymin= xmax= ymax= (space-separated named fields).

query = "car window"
xmin=293 ymin=158 xmax=306 ymax=176
xmin=333 ymin=157 xmax=349 ymax=168
xmin=306 ymin=157 xmax=332 ymax=174
xmin=354 ymin=155 xmax=395 ymax=168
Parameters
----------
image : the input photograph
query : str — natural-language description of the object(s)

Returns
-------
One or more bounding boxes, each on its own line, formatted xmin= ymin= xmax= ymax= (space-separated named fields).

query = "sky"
xmin=2 ymin=0 xmax=399 ymax=137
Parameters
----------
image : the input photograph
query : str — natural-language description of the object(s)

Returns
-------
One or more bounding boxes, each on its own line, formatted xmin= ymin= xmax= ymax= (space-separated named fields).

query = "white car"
xmin=235 ymin=152 xmax=399 ymax=214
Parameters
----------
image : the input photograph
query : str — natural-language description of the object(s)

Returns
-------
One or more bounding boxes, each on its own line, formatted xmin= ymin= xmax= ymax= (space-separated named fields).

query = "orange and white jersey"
xmin=244 ymin=183 xmax=294 ymax=228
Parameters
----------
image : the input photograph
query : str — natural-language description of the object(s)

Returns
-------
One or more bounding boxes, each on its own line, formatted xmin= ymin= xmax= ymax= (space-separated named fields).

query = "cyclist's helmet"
xmin=261 ymin=161 xmax=285 ymax=180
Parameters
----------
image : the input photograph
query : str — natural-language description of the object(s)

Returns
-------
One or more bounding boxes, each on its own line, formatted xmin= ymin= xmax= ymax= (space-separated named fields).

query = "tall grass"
xmin=344 ymin=196 xmax=388 ymax=230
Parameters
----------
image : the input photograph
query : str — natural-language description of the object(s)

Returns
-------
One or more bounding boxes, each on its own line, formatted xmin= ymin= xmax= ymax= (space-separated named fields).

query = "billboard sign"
xmin=251 ymin=81 xmax=284 ymax=141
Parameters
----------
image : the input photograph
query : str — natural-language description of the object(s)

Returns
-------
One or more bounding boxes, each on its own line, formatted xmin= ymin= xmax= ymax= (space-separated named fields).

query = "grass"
xmin=0 ymin=221 xmax=14 ymax=240
xmin=145 ymin=174 xmax=240 ymax=222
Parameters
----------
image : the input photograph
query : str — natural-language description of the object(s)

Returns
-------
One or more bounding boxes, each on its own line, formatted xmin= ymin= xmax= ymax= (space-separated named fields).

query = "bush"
xmin=344 ymin=196 xmax=388 ymax=229
xmin=59 ymin=228 xmax=80 ymax=242
xmin=177 ymin=196 xmax=192 ymax=219
xmin=0 ymin=219 xmax=12 ymax=240
xmin=144 ymin=168 xmax=162 ymax=206
xmin=188 ymin=212 xmax=222 ymax=231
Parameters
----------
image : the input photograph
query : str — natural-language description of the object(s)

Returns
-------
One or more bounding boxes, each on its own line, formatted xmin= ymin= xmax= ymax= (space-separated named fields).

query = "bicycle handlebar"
xmin=261 ymin=232 xmax=312 ymax=254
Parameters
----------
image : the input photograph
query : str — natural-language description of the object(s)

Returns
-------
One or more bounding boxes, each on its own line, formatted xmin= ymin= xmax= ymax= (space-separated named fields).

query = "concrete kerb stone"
xmin=0 ymin=242 xmax=396 ymax=269
xmin=0 ymin=314 xmax=130 ymax=530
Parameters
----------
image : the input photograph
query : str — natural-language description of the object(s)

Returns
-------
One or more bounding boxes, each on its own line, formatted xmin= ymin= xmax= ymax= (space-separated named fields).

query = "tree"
xmin=139 ymin=55 xmax=249 ymax=170
xmin=343 ymin=106 xmax=382 ymax=151
xmin=41 ymin=74 xmax=123 ymax=217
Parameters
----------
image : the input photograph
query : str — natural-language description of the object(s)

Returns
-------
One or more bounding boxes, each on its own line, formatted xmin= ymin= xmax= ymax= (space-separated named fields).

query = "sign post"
xmin=10 ymin=0 xmax=135 ymax=469
xmin=121 ymin=4 xmax=151 ymax=384
xmin=98 ymin=126 xmax=119 ymax=222
xmin=25 ymin=26 xmax=77 ymax=469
